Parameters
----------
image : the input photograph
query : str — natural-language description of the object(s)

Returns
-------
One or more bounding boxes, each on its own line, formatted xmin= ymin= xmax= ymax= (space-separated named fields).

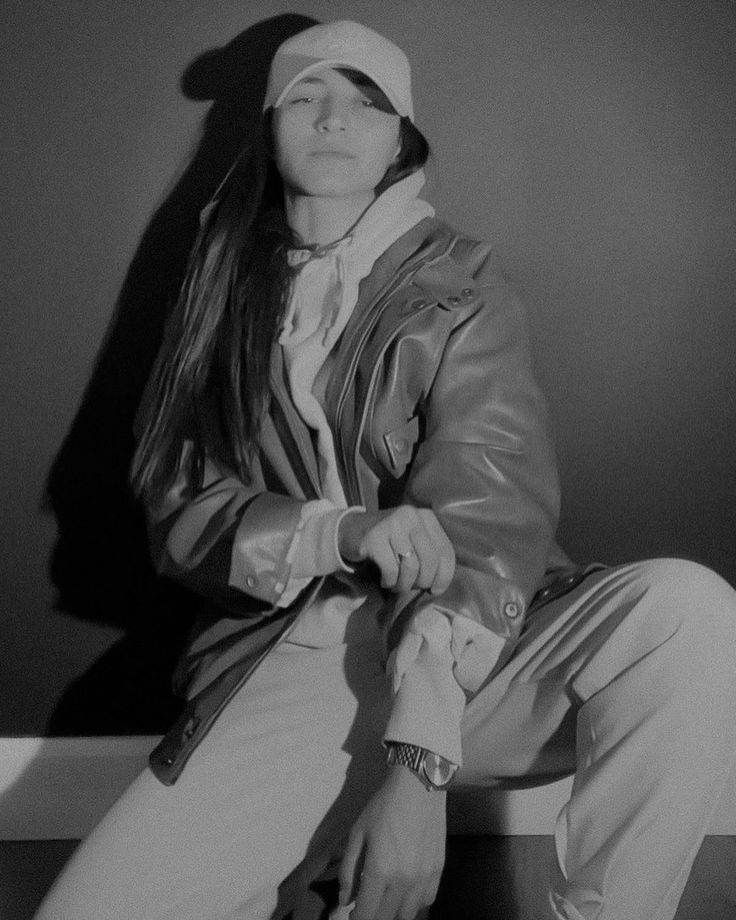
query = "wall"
xmin=2 ymin=0 xmax=734 ymax=734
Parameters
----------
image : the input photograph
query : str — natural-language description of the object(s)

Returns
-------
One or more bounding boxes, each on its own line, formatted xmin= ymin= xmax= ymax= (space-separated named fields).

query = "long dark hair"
xmin=132 ymin=81 xmax=429 ymax=502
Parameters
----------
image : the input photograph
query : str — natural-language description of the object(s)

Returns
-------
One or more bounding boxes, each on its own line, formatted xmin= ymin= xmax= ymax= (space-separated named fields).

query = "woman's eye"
xmin=361 ymin=98 xmax=375 ymax=108
xmin=290 ymin=96 xmax=316 ymax=104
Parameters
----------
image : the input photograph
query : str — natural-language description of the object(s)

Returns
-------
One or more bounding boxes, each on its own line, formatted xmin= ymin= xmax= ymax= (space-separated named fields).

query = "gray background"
xmin=2 ymin=0 xmax=735 ymax=734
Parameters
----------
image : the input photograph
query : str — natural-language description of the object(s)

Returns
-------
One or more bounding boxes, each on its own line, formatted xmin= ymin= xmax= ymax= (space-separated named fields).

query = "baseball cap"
xmin=263 ymin=20 xmax=414 ymax=121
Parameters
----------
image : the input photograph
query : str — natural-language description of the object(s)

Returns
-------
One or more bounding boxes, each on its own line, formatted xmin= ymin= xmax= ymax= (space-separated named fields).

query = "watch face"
xmin=422 ymin=752 xmax=456 ymax=788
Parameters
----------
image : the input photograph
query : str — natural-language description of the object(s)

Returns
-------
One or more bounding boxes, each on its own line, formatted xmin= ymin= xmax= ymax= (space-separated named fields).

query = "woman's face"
xmin=272 ymin=67 xmax=402 ymax=201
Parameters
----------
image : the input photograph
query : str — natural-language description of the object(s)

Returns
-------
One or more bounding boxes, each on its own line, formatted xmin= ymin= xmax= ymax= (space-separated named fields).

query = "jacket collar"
xmin=350 ymin=215 xmax=447 ymax=310
xmin=265 ymin=216 xmax=474 ymax=500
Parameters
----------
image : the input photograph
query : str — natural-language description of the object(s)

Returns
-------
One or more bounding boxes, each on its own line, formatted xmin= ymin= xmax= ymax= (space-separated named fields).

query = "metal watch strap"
xmin=387 ymin=741 xmax=426 ymax=775
xmin=385 ymin=741 xmax=456 ymax=791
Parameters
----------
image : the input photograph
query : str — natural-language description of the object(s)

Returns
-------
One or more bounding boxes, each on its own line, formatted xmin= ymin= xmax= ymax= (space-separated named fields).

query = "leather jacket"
xmin=141 ymin=216 xmax=578 ymax=785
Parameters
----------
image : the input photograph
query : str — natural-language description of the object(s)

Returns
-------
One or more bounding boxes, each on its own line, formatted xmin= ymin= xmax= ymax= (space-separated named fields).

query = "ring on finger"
xmin=396 ymin=550 xmax=414 ymax=562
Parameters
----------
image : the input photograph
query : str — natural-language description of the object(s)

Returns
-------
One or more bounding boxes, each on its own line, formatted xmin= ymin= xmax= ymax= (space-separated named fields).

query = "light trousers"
xmin=34 ymin=559 xmax=736 ymax=920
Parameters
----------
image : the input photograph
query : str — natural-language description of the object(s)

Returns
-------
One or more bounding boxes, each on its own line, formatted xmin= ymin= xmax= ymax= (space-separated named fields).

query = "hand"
xmin=338 ymin=506 xmax=455 ymax=595
xmin=338 ymin=765 xmax=447 ymax=920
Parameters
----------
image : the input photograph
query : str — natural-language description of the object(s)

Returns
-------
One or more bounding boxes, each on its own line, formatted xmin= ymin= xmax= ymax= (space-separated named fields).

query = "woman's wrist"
xmin=386 ymin=761 xmax=448 ymax=798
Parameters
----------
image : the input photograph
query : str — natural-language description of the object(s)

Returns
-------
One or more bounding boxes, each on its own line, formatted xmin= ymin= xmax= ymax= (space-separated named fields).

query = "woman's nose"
xmin=316 ymin=99 xmax=347 ymax=132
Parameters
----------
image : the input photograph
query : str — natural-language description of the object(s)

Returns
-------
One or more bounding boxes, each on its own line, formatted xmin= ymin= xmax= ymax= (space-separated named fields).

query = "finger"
xmin=421 ymin=873 xmax=442 ymax=912
xmin=398 ymin=889 xmax=426 ymax=920
xmin=418 ymin=509 xmax=455 ymax=563
xmin=351 ymin=868 xmax=388 ymax=920
xmin=366 ymin=535 xmax=400 ymax=589
xmin=406 ymin=527 xmax=439 ymax=591
xmin=338 ymin=829 xmax=364 ymax=905
xmin=431 ymin=549 xmax=455 ymax=596
xmin=392 ymin=544 xmax=420 ymax=593
xmin=418 ymin=511 xmax=455 ymax=594
xmin=372 ymin=882 xmax=405 ymax=920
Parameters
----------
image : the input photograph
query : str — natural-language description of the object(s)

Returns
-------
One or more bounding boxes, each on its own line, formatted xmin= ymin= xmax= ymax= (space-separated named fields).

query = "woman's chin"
xmin=287 ymin=170 xmax=379 ymax=201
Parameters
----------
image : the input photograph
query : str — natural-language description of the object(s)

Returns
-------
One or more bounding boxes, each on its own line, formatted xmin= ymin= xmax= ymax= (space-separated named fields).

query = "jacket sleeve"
xmin=383 ymin=245 xmax=561 ymax=762
xmin=143 ymin=444 xmax=351 ymax=613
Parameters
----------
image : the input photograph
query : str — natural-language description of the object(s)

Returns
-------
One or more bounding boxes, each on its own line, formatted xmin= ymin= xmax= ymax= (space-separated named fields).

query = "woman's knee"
xmin=571 ymin=559 xmax=736 ymax=730
xmin=627 ymin=557 xmax=736 ymax=645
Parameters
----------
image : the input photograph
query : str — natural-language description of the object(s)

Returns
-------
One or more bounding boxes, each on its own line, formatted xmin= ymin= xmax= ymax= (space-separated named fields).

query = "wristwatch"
xmin=385 ymin=742 xmax=458 ymax=790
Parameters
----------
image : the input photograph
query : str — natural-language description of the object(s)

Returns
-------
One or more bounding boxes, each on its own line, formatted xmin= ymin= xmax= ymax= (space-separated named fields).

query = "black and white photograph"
xmin=2 ymin=2 xmax=735 ymax=918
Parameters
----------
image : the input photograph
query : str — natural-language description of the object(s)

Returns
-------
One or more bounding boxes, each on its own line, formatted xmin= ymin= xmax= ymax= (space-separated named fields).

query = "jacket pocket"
xmin=382 ymin=416 xmax=420 ymax=478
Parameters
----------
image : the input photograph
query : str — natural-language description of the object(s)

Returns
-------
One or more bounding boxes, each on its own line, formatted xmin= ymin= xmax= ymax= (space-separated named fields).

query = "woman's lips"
xmin=308 ymin=149 xmax=357 ymax=159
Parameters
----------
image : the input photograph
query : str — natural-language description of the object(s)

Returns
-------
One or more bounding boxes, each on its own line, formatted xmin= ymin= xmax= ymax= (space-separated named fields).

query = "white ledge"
xmin=1 ymin=737 xmax=735 ymax=840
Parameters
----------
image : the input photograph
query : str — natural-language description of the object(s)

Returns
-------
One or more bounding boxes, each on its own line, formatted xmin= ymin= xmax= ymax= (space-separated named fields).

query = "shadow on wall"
xmin=42 ymin=13 xmax=319 ymax=735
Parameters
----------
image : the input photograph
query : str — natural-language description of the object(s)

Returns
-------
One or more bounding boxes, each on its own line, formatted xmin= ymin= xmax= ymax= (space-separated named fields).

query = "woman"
xmin=36 ymin=19 xmax=736 ymax=920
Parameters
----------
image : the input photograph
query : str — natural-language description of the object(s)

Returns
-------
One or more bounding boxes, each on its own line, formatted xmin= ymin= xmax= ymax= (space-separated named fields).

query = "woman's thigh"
xmin=458 ymin=557 xmax=736 ymax=786
xmin=34 ymin=636 xmax=392 ymax=920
